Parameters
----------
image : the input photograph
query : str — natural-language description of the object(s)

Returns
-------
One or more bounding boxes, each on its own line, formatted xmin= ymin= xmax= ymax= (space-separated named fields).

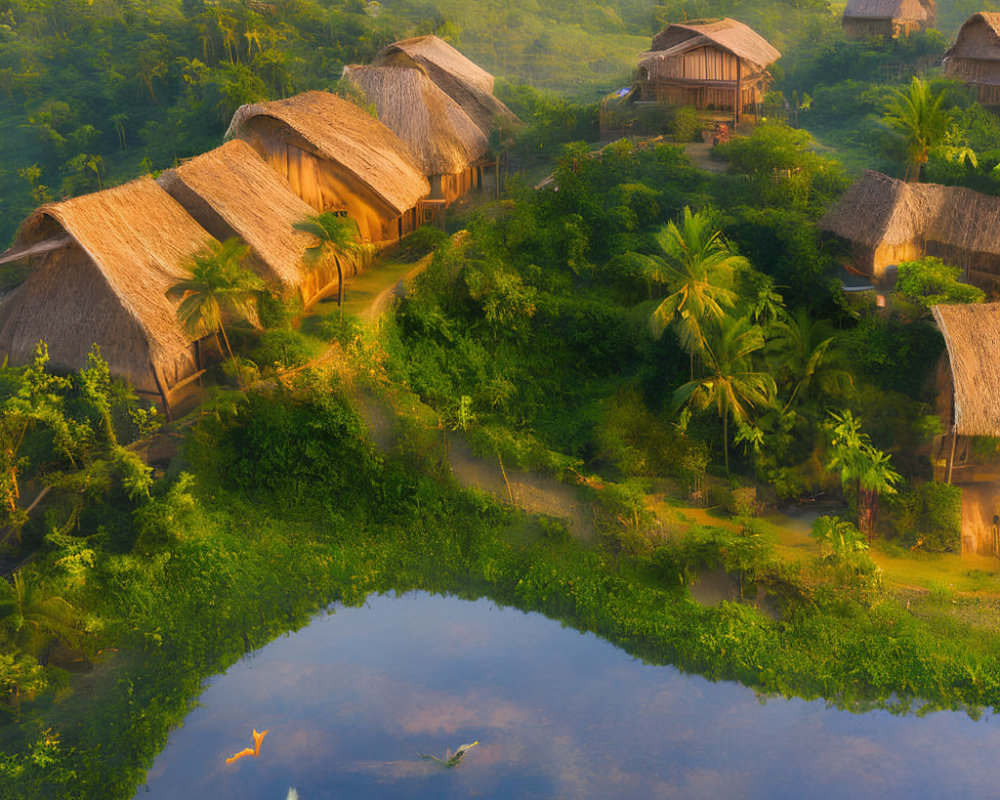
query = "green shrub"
xmin=887 ymin=481 xmax=962 ymax=552
xmin=895 ymin=257 xmax=985 ymax=309
xmin=250 ymin=329 xmax=312 ymax=371
xmin=258 ymin=292 xmax=303 ymax=330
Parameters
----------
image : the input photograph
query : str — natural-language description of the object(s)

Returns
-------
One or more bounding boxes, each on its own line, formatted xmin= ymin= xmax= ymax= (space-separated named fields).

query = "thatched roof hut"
xmin=842 ymin=0 xmax=935 ymax=39
xmin=932 ymin=303 xmax=1000 ymax=436
xmin=944 ymin=13 xmax=1000 ymax=105
xmin=342 ymin=64 xmax=489 ymax=203
xmin=156 ymin=139 xmax=337 ymax=305
xmin=0 ymin=179 xmax=213 ymax=403
xmin=639 ymin=19 xmax=779 ymax=120
xmin=372 ymin=35 xmax=519 ymax=134
xmin=820 ymin=170 xmax=1000 ymax=286
xmin=342 ymin=65 xmax=488 ymax=177
xmin=227 ymin=91 xmax=430 ymax=243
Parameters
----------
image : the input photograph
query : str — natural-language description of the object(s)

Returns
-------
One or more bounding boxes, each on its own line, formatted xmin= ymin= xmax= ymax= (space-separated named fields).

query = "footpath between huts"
xmin=326 ymin=256 xmax=599 ymax=542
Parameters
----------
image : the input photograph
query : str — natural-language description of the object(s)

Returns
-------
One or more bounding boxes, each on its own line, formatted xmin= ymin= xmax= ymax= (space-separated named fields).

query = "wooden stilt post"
xmin=151 ymin=362 xmax=172 ymax=423
xmin=735 ymin=59 xmax=743 ymax=129
xmin=947 ymin=426 xmax=958 ymax=485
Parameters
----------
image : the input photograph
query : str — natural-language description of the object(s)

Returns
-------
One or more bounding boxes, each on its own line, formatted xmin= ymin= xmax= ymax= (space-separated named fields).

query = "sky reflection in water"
xmin=137 ymin=592 xmax=1000 ymax=800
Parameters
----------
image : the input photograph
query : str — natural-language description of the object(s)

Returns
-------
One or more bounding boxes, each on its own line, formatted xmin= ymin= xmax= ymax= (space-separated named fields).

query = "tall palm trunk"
xmin=216 ymin=323 xmax=246 ymax=389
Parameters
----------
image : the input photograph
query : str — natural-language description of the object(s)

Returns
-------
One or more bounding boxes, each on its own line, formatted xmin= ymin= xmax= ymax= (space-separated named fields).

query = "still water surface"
xmin=138 ymin=592 xmax=1000 ymax=800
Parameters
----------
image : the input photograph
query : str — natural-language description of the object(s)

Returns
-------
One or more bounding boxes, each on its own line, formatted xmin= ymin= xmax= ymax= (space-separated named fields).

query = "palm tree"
xmin=882 ymin=77 xmax=952 ymax=182
xmin=827 ymin=410 xmax=901 ymax=538
xmin=645 ymin=207 xmax=743 ymax=377
xmin=293 ymin=212 xmax=362 ymax=319
xmin=167 ymin=238 xmax=264 ymax=386
xmin=674 ymin=317 xmax=776 ymax=474
xmin=768 ymin=308 xmax=852 ymax=411
xmin=0 ymin=571 xmax=78 ymax=660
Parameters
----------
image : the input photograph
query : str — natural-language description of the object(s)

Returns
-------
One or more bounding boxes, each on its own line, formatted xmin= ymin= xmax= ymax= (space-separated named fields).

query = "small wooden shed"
xmin=157 ymin=139 xmax=362 ymax=309
xmin=637 ymin=19 xmax=780 ymax=123
xmin=0 ymin=179 xmax=214 ymax=412
xmin=371 ymin=35 xmax=519 ymax=135
xmin=944 ymin=12 xmax=1000 ymax=105
xmin=342 ymin=64 xmax=489 ymax=206
xmin=820 ymin=170 xmax=1000 ymax=288
xmin=227 ymin=91 xmax=430 ymax=245
xmin=842 ymin=0 xmax=936 ymax=38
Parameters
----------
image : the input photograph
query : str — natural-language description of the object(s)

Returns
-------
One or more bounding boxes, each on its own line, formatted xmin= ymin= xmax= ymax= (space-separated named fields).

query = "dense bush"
xmin=887 ymin=481 xmax=963 ymax=552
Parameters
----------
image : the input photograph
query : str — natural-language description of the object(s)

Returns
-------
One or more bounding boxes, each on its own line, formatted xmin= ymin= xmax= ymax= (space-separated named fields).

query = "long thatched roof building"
xmin=932 ymin=302 xmax=1000 ymax=437
xmin=842 ymin=0 xmax=936 ymax=39
xmin=372 ymin=35 xmax=519 ymax=134
xmin=157 ymin=139 xmax=343 ymax=308
xmin=638 ymin=19 xmax=780 ymax=122
xmin=227 ymin=91 xmax=430 ymax=244
xmin=0 ymin=179 xmax=214 ymax=407
xmin=944 ymin=13 xmax=1000 ymax=105
xmin=820 ymin=170 xmax=1000 ymax=287
xmin=342 ymin=64 xmax=489 ymax=204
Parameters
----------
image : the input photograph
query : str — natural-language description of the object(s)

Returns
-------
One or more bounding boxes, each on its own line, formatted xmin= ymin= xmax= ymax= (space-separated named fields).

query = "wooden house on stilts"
xmin=226 ymin=91 xmax=430 ymax=246
xmin=637 ymin=19 xmax=780 ymax=125
xmin=944 ymin=13 xmax=1000 ymax=106
xmin=0 ymin=180 xmax=216 ymax=415
xmin=931 ymin=302 xmax=1000 ymax=555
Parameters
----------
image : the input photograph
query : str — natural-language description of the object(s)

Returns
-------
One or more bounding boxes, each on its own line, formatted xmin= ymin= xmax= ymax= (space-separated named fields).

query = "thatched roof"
xmin=0 ymin=179 xmax=213 ymax=389
xmin=945 ymin=12 xmax=1000 ymax=62
xmin=372 ymin=35 xmax=519 ymax=134
xmin=342 ymin=64 xmax=489 ymax=176
xmin=647 ymin=19 xmax=781 ymax=72
xmin=227 ymin=91 xmax=429 ymax=216
xmin=820 ymin=170 xmax=1000 ymax=257
xmin=158 ymin=139 xmax=315 ymax=294
xmin=843 ymin=0 xmax=934 ymax=21
xmin=932 ymin=303 xmax=1000 ymax=436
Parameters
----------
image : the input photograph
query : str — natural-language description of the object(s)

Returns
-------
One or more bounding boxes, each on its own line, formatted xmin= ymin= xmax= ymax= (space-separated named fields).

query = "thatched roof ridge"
xmin=373 ymin=35 xmax=519 ymax=134
xmin=342 ymin=65 xmax=488 ymax=176
xmin=376 ymin=35 xmax=495 ymax=94
xmin=647 ymin=19 xmax=780 ymax=71
xmin=843 ymin=0 xmax=933 ymax=20
xmin=227 ymin=91 xmax=429 ymax=215
xmin=821 ymin=170 xmax=1000 ymax=255
xmin=932 ymin=303 xmax=1000 ymax=436
xmin=945 ymin=12 xmax=1000 ymax=62
xmin=0 ymin=179 xmax=212 ymax=385
xmin=158 ymin=139 xmax=314 ymax=293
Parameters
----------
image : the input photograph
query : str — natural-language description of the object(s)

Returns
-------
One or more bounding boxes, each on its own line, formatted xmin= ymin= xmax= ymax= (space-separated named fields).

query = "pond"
xmin=137 ymin=592 xmax=1000 ymax=800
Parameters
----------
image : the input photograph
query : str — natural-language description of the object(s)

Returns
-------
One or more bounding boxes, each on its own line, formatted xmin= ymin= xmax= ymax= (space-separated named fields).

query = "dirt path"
xmin=348 ymin=384 xmax=597 ymax=542
xmin=324 ymin=256 xmax=597 ymax=541
xmin=683 ymin=142 xmax=728 ymax=173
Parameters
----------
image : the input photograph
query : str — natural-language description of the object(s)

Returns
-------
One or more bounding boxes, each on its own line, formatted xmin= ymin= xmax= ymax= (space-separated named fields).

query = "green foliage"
xmin=840 ymin=316 xmax=944 ymax=399
xmin=887 ymin=481 xmax=962 ymax=552
xmin=895 ymin=257 xmax=985 ymax=309
xmin=250 ymin=328 xmax=313 ymax=371
xmin=717 ymin=123 xmax=848 ymax=211
xmin=810 ymin=514 xmax=881 ymax=589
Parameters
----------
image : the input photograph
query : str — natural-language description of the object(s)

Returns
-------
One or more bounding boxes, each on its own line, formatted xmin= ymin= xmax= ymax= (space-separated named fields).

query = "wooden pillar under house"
xmin=734 ymin=59 xmax=743 ymax=127
xmin=150 ymin=362 xmax=172 ymax=422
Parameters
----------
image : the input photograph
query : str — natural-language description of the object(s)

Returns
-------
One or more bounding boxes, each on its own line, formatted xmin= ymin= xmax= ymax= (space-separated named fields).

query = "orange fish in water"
xmin=225 ymin=728 xmax=270 ymax=765
xmin=225 ymin=747 xmax=255 ymax=765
